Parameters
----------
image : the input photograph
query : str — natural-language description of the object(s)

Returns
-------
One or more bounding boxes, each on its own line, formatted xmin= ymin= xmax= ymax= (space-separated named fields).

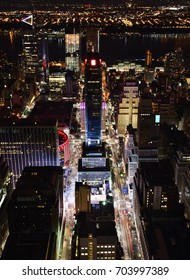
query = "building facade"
xmin=86 ymin=28 xmax=100 ymax=53
xmin=65 ymin=32 xmax=80 ymax=76
xmin=84 ymin=52 xmax=102 ymax=147
xmin=0 ymin=119 xmax=60 ymax=187
xmin=117 ymin=81 xmax=139 ymax=134
xmin=137 ymin=93 xmax=160 ymax=161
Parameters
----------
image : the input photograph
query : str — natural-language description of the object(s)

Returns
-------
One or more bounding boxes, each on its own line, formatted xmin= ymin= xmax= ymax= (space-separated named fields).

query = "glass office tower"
xmin=84 ymin=52 xmax=102 ymax=147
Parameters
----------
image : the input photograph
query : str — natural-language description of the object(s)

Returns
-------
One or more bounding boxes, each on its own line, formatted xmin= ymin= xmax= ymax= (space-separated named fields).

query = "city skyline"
xmin=1 ymin=0 xmax=190 ymax=261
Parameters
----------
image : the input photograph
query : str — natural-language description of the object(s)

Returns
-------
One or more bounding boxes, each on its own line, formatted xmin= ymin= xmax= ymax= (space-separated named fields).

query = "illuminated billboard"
xmin=155 ymin=114 xmax=160 ymax=123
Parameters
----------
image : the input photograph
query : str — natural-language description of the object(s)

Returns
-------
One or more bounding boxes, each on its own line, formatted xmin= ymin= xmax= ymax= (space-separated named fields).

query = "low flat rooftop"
xmin=1 ymin=232 xmax=56 ymax=260
xmin=29 ymin=100 xmax=73 ymax=128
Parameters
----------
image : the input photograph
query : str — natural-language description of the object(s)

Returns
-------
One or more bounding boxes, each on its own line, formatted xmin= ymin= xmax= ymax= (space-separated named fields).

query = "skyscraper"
xmin=0 ymin=119 xmax=60 ymax=187
xmin=38 ymin=32 xmax=49 ymax=84
xmin=2 ymin=166 xmax=63 ymax=260
xmin=117 ymin=80 xmax=139 ymax=134
xmin=86 ymin=28 xmax=100 ymax=53
xmin=65 ymin=31 xmax=80 ymax=76
xmin=0 ymin=157 xmax=11 ymax=254
xmin=137 ymin=93 xmax=160 ymax=161
xmin=21 ymin=14 xmax=50 ymax=98
xmin=7 ymin=166 xmax=63 ymax=233
xmin=22 ymin=32 xmax=39 ymax=77
xmin=84 ymin=52 xmax=102 ymax=147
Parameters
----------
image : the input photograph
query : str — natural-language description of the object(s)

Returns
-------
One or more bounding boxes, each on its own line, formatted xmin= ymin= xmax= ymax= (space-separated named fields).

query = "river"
xmin=0 ymin=31 xmax=190 ymax=68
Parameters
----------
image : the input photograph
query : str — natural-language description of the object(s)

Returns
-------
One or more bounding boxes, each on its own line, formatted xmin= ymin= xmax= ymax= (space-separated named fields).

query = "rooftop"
xmin=76 ymin=212 xmax=117 ymax=238
xmin=1 ymin=232 xmax=56 ymax=260
xmin=29 ymin=100 xmax=73 ymax=128
xmin=15 ymin=166 xmax=63 ymax=190
xmin=0 ymin=118 xmax=58 ymax=127
xmin=140 ymin=160 xmax=174 ymax=186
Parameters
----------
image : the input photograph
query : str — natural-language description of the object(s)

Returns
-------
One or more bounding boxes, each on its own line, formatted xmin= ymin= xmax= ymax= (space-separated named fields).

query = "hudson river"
xmin=0 ymin=31 xmax=190 ymax=68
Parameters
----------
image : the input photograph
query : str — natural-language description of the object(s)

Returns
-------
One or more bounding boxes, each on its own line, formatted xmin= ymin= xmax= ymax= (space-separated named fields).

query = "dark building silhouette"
xmin=1 ymin=232 xmax=56 ymax=260
xmin=0 ymin=157 xmax=12 ymax=255
xmin=7 ymin=166 xmax=63 ymax=233
xmin=86 ymin=28 xmax=100 ymax=53
xmin=137 ymin=93 xmax=160 ymax=161
xmin=2 ymin=166 xmax=63 ymax=260
xmin=133 ymin=160 xmax=190 ymax=259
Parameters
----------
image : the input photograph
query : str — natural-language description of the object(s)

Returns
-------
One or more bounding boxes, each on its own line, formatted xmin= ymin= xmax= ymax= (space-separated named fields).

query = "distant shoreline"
xmin=0 ymin=22 xmax=190 ymax=35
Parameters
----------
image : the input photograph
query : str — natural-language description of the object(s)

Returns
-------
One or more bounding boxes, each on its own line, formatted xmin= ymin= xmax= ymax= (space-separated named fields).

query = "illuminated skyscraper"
xmin=117 ymin=80 xmax=139 ymax=134
xmin=21 ymin=15 xmax=50 ymax=96
xmin=86 ymin=28 xmax=100 ymax=53
xmin=65 ymin=32 xmax=80 ymax=76
xmin=22 ymin=31 xmax=39 ymax=78
xmin=84 ymin=52 xmax=102 ymax=147
xmin=0 ymin=119 xmax=60 ymax=188
xmin=38 ymin=33 xmax=49 ymax=84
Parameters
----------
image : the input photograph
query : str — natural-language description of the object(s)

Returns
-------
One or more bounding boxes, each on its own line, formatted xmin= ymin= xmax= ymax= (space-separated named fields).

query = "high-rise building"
xmin=86 ymin=28 xmax=100 ymax=53
xmin=123 ymin=125 xmax=139 ymax=203
xmin=84 ymin=52 xmax=102 ymax=147
xmin=38 ymin=32 xmax=49 ymax=84
xmin=159 ymin=124 xmax=190 ymax=197
xmin=65 ymin=32 xmax=80 ymax=76
xmin=181 ymin=166 xmax=190 ymax=221
xmin=117 ymin=80 xmax=139 ymax=134
xmin=133 ymin=160 xmax=185 ymax=259
xmin=1 ymin=166 xmax=63 ymax=260
xmin=1 ymin=232 xmax=56 ymax=260
xmin=164 ymin=47 xmax=185 ymax=78
xmin=28 ymin=100 xmax=71 ymax=166
xmin=49 ymin=62 xmax=65 ymax=97
xmin=135 ymin=161 xmax=180 ymax=212
xmin=0 ymin=157 xmax=12 ymax=255
xmin=21 ymin=16 xmax=50 ymax=97
xmin=71 ymin=212 xmax=123 ymax=260
xmin=0 ymin=119 xmax=60 ymax=187
xmin=65 ymin=70 xmax=78 ymax=99
xmin=152 ymin=91 xmax=177 ymax=125
xmin=137 ymin=93 xmax=160 ymax=161
xmin=22 ymin=31 xmax=39 ymax=78
xmin=173 ymin=145 xmax=190 ymax=197
xmin=7 ymin=166 xmax=63 ymax=233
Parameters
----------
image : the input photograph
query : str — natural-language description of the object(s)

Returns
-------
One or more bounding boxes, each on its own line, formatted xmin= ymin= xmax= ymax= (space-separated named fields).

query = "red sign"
xmin=90 ymin=59 xmax=96 ymax=66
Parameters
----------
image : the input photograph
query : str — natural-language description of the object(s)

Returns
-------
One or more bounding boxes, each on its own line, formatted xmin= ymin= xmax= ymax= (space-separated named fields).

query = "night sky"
xmin=0 ymin=0 xmax=188 ymax=8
